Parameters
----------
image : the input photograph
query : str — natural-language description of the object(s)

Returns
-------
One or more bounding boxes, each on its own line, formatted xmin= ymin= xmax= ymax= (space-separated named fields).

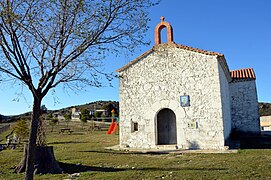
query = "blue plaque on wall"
xmin=180 ymin=95 xmax=190 ymax=107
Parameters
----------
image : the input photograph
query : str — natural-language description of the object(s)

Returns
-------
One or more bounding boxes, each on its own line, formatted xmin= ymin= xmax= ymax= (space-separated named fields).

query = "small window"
xmin=132 ymin=122 xmax=138 ymax=132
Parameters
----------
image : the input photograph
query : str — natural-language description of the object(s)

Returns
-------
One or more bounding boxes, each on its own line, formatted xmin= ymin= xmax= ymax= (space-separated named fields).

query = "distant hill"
xmin=2 ymin=101 xmax=270 ymax=122
xmin=0 ymin=100 xmax=119 ymax=122
xmin=259 ymin=102 xmax=271 ymax=116
xmin=50 ymin=101 xmax=270 ymax=117
xmin=47 ymin=101 xmax=271 ymax=117
xmin=48 ymin=100 xmax=119 ymax=115
xmin=0 ymin=114 xmax=10 ymax=122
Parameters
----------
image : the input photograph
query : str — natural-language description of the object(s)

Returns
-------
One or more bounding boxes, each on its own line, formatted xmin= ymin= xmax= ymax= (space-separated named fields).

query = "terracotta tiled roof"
xmin=230 ymin=68 xmax=256 ymax=80
xmin=117 ymin=42 xmax=224 ymax=72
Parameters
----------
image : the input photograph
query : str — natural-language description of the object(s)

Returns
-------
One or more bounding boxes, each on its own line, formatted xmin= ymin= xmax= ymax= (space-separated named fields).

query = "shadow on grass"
xmin=78 ymin=150 xmax=170 ymax=155
xmin=240 ymin=135 xmax=271 ymax=149
xmin=58 ymin=162 xmax=125 ymax=174
xmin=70 ymin=132 xmax=88 ymax=135
xmin=58 ymin=162 xmax=227 ymax=174
xmin=135 ymin=167 xmax=228 ymax=171
xmin=48 ymin=141 xmax=88 ymax=145
xmin=228 ymin=131 xmax=271 ymax=149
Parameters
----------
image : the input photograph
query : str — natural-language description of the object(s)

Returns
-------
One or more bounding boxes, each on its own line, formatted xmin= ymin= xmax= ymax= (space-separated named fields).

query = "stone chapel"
xmin=117 ymin=17 xmax=260 ymax=150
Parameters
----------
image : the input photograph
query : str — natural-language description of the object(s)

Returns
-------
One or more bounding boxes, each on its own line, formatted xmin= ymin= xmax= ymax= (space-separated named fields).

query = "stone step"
xmin=156 ymin=145 xmax=178 ymax=150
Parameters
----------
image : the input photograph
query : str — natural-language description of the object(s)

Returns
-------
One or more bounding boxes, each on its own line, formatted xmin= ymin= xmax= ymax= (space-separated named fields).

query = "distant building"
xmin=52 ymin=112 xmax=65 ymax=121
xmin=71 ymin=108 xmax=80 ymax=120
xmin=95 ymin=109 xmax=108 ymax=117
xmin=260 ymin=116 xmax=271 ymax=131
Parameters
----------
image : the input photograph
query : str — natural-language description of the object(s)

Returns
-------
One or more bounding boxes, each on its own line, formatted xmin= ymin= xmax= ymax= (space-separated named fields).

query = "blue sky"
xmin=1 ymin=0 xmax=270 ymax=115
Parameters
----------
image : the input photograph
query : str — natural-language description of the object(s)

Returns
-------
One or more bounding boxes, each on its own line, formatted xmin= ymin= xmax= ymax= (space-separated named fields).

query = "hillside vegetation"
xmin=49 ymin=100 xmax=119 ymax=115
xmin=259 ymin=102 xmax=271 ymax=116
xmin=1 ymin=101 xmax=119 ymax=122
xmin=1 ymin=101 xmax=271 ymax=122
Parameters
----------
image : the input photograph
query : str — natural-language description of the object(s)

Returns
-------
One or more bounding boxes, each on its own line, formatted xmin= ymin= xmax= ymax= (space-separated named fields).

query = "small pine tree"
xmin=49 ymin=118 xmax=58 ymax=132
xmin=88 ymin=118 xmax=95 ymax=132
xmin=80 ymin=109 xmax=90 ymax=129
xmin=12 ymin=118 xmax=29 ymax=143
xmin=94 ymin=111 xmax=102 ymax=118
xmin=64 ymin=113 xmax=71 ymax=127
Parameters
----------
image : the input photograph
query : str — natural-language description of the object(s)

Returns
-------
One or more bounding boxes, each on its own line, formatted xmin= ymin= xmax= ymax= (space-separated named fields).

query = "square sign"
xmin=180 ymin=95 xmax=190 ymax=107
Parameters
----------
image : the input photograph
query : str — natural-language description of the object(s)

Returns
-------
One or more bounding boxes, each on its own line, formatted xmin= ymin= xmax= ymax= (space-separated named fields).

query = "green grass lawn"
xmin=1 ymin=121 xmax=271 ymax=179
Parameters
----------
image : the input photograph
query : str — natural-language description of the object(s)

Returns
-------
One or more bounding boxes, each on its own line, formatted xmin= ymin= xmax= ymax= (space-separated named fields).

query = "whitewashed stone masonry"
xmin=230 ymin=80 xmax=260 ymax=133
xmin=119 ymin=44 xmax=230 ymax=149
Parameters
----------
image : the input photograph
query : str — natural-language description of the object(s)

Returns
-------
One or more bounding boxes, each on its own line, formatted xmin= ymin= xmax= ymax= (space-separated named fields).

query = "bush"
xmin=64 ymin=113 xmax=71 ymax=127
xmin=12 ymin=118 xmax=29 ymax=143
xmin=94 ymin=111 xmax=102 ymax=118
xmin=49 ymin=118 xmax=59 ymax=132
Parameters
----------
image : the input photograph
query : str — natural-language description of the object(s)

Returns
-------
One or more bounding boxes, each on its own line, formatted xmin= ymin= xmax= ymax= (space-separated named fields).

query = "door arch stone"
xmin=157 ymin=108 xmax=177 ymax=145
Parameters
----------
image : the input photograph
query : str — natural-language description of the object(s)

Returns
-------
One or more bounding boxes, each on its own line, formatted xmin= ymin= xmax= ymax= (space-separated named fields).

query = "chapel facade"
xmin=117 ymin=17 xmax=260 ymax=150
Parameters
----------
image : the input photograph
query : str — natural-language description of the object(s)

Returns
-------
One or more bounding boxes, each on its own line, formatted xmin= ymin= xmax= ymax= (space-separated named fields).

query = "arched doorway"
xmin=157 ymin=108 xmax=177 ymax=145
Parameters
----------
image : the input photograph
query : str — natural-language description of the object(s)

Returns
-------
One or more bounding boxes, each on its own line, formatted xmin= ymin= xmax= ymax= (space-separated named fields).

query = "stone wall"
xmin=218 ymin=63 xmax=232 ymax=140
xmin=119 ymin=44 xmax=228 ymax=149
xmin=230 ymin=80 xmax=260 ymax=133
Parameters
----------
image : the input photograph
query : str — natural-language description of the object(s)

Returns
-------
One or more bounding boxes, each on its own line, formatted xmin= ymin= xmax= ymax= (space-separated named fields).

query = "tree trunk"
xmin=20 ymin=95 xmax=62 ymax=179
xmin=24 ymin=97 xmax=41 ymax=180
xmin=16 ymin=144 xmax=63 ymax=174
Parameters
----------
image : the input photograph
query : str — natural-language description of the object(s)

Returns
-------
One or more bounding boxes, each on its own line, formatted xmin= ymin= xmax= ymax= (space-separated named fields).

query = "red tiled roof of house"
xmin=230 ymin=68 xmax=256 ymax=80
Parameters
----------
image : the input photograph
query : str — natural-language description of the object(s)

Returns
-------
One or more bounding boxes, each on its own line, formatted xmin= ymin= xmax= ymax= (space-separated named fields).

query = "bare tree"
xmin=0 ymin=0 xmax=158 ymax=179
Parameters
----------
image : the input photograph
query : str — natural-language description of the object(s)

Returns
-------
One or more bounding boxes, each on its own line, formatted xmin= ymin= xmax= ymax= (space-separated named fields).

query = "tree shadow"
xmin=48 ymin=141 xmax=88 ymax=145
xmin=58 ymin=162 xmax=125 ymax=174
xmin=136 ymin=167 xmax=228 ymax=171
xmin=79 ymin=150 xmax=130 ymax=154
xmin=58 ymin=162 xmax=227 ymax=174
xmin=70 ymin=132 xmax=87 ymax=135
xmin=187 ymin=140 xmax=200 ymax=150
xmin=79 ymin=150 xmax=173 ymax=155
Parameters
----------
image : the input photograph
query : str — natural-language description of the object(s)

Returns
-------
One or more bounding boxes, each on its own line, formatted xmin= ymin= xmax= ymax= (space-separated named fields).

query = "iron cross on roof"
xmin=160 ymin=16 xmax=165 ymax=22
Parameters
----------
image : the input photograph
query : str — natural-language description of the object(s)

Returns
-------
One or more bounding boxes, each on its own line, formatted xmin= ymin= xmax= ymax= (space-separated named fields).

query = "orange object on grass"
xmin=106 ymin=122 xmax=118 ymax=134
